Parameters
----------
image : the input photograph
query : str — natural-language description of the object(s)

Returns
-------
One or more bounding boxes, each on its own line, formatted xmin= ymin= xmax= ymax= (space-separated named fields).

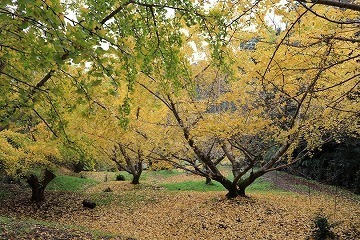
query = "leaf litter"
xmin=0 ymin=177 xmax=359 ymax=240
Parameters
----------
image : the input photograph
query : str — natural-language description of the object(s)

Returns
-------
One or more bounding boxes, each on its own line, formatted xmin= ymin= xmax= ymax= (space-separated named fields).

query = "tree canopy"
xmin=0 ymin=0 xmax=359 ymax=198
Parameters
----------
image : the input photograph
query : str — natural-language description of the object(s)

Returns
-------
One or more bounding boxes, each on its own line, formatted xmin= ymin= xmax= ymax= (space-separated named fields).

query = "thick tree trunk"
xmin=27 ymin=175 xmax=44 ymax=202
xmin=203 ymin=165 xmax=213 ymax=185
xmin=73 ymin=161 xmax=84 ymax=173
xmin=205 ymin=177 xmax=212 ymax=185
xmin=26 ymin=169 xmax=56 ymax=203
xmin=209 ymin=170 xmax=266 ymax=198
xmin=226 ymin=187 xmax=240 ymax=198
xmin=237 ymin=170 xmax=265 ymax=197
xmin=131 ymin=162 xmax=143 ymax=184
xmin=237 ymin=187 xmax=246 ymax=197
xmin=131 ymin=174 xmax=141 ymax=184
xmin=212 ymin=175 xmax=240 ymax=198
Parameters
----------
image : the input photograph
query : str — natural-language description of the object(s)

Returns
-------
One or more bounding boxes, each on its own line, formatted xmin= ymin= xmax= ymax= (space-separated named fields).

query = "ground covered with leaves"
xmin=0 ymin=171 xmax=359 ymax=239
xmin=0 ymin=217 xmax=119 ymax=240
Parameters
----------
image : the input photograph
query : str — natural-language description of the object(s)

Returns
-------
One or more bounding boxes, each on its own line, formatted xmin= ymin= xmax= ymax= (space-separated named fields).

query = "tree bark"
xmin=226 ymin=187 xmax=240 ymax=198
xmin=237 ymin=187 xmax=246 ymax=197
xmin=212 ymin=175 xmax=240 ymax=198
xmin=237 ymin=170 xmax=265 ymax=197
xmin=205 ymin=176 xmax=212 ymax=185
xmin=299 ymin=0 xmax=360 ymax=12
xmin=131 ymin=161 xmax=143 ymax=184
xmin=131 ymin=174 xmax=141 ymax=184
xmin=26 ymin=169 xmax=56 ymax=203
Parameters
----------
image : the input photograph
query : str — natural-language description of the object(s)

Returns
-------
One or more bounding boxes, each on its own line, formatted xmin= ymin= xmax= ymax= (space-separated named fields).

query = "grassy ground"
xmin=0 ymin=170 xmax=359 ymax=239
xmin=47 ymin=175 xmax=99 ymax=191
xmin=160 ymin=177 xmax=280 ymax=193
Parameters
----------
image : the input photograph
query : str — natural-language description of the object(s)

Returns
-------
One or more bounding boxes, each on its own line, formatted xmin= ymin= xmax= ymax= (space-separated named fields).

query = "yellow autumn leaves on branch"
xmin=0 ymin=0 xmax=359 ymax=197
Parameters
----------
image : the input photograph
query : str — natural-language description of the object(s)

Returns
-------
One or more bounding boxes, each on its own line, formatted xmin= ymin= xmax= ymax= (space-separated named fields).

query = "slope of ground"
xmin=262 ymin=171 xmax=359 ymax=200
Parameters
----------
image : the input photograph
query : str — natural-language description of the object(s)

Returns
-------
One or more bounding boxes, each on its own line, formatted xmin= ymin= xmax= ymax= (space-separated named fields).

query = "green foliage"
xmin=118 ymin=98 xmax=131 ymax=129
xmin=288 ymin=137 xmax=360 ymax=193
xmin=311 ymin=211 xmax=338 ymax=240
xmin=47 ymin=175 xmax=98 ymax=191
xmin=1 ymin=0 xmax=359 ymax=199
xmin=0 ymin=129 xmax=61 ymax=177
xmin=116 ymin=174 xmax=125 ymax=181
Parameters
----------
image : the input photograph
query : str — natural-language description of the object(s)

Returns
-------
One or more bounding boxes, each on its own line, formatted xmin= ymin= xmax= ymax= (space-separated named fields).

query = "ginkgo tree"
xmin=0 ymin=123 xmax=62 ymax=203
xmin=0 ymin=0 xmax=204 ymax=132
xmin=1 ymin=0 xmax=359 ymax=201
xmin=134 ymin=0 xmax=359 ymax=198
xmin=0 ymin=0 xmax=201 ymax=197
xmin=53 ymin=61 xmax=172 ymax=184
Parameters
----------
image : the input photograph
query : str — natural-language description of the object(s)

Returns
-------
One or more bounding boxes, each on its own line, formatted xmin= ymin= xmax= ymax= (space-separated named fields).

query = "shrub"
xmin=311 ymin=211 xmax=338 ymax=240
xmin=116 ymin=174 xmax=125 ymax=181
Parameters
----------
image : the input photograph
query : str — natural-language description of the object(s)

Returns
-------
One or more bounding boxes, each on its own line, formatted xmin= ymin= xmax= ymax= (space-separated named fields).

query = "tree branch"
xmin=298 ymin=0 xmax=360 ymax=12
xmin=32 ymin=108 xmax=58 ymax=137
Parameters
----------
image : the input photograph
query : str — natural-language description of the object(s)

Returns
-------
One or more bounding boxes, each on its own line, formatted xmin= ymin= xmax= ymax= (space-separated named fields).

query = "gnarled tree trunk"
xmin=205 ymin=177 xmax=212 ymax=185
xmin=131 ymin=173 xmax=141 ymax=184
xmin=237 ymin=170 xmax=265 ymax=197
xmin=131 ymin=161 xmax=143 ymax=184
xmin=26 ymin=169 xmax=56 ymax=203
xmin=212 ymin=175 xmax=239 ymax=198
xmin=212 ymin=169 xmax=266 ymax=198
xmin=112 ymin=144 xmax=144 ymax=185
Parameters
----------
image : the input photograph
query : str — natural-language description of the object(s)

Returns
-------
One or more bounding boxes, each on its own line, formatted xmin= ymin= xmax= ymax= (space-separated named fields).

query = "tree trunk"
xmin=26 ymin=169 xmax=56 ymax=203
xmin=27 ymin=175 xmax=44 ymax=202
xmin=226 ymin=187 xmax=240 ymax=198
xmin=212 ymin=175 xmax=240 ymax=198
xmin=237 ymin=187 xmax=246 ymax=197
xmin=131 ymin=161 xmax=143 ymax=184
xmin=205 ymin=177 xmax=212 ymax=185
xmin=131 ymin=174 xmax=140 ymax=184
xmin=237 ymin=170 xmax=264 ymax=197
xmin=203 ymin=165 xmax=213 ymax=185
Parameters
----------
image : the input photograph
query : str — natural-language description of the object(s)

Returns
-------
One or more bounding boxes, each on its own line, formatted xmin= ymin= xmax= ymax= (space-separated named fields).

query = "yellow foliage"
xmin=0 ymin=129 xmax=61 ymax=176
